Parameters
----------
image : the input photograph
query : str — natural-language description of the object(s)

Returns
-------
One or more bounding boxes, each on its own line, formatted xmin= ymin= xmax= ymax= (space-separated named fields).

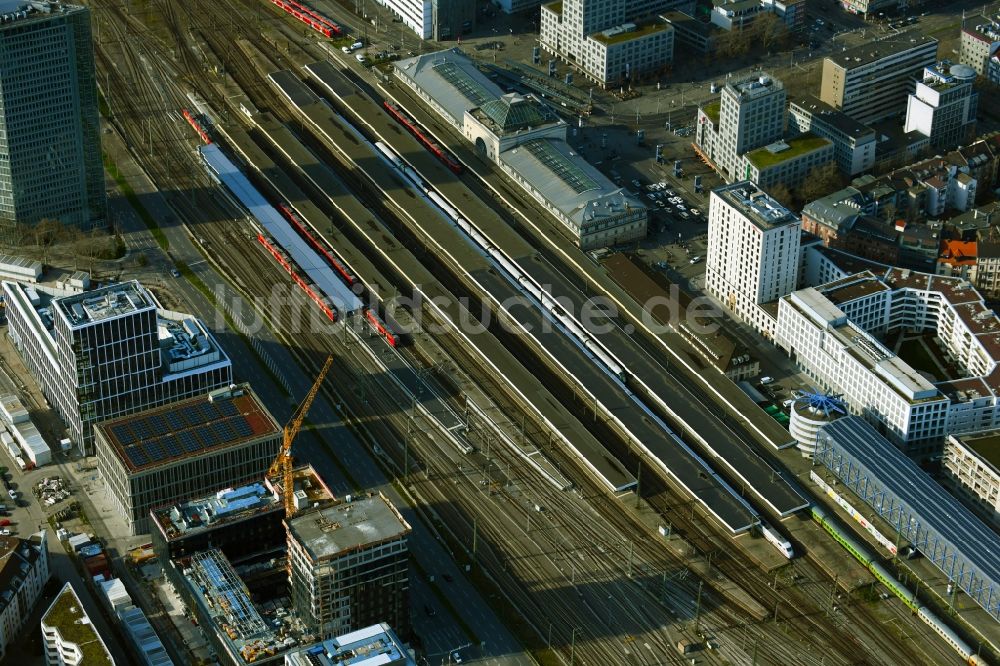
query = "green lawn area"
xmin=702 ymin=100 xmax=720 ymax=125
xmin=591 ymin=22 xmax=668 ymax=45
xmin=746 ymin=134 xmax=830 ymax=169
xmin=896 ymin=338 xmax=944 ymax=381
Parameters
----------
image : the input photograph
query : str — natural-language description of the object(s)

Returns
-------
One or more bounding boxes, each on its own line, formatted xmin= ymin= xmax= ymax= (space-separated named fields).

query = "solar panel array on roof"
xmin=433 ymin=60 xmax=494 ymax=108
xmin=522 ymin=139 xmax=600 ymax=194
xmin=106 ymin=393 xmax=274 ymax=471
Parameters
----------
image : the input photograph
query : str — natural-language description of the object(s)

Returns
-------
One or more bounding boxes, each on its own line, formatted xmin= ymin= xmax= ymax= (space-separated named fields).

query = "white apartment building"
xmin=0 ymin=532 xmax=49 ymax=662
xmin=3 ymin=280 xmax=232 ymax=455
xmin=943 ymin=431 xmax=1000 ymax=527
xmin=706 ymin=182 xmax=801 ymax=338
xmin=904 ymin=62 xmax=978 ymax=150
xmin=539 ymin=0 xmax=678 ymax=87
xmin=960 ymin=20 xmax=1000 ymax=77
xmin=41 ymin=582 xmax=115 ymax=665
xmin=775 ymin=262 xmax=1000 ymax=455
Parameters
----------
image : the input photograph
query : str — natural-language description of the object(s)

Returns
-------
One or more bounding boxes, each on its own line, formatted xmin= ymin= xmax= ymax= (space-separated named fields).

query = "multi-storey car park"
xmin=258 ymin=63 xmax=809 ymax=538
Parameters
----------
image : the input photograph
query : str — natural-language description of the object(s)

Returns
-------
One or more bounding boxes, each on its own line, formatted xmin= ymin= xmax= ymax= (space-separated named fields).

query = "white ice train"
xmin=760 ymin=522 xmax=794 ymax=559
xmin=372 ymin=138 xmax=799 ymax=559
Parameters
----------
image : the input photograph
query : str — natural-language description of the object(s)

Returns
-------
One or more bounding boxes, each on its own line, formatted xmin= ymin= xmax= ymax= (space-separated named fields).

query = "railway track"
xmin=89 ymin=2 xmax=964 ymax=664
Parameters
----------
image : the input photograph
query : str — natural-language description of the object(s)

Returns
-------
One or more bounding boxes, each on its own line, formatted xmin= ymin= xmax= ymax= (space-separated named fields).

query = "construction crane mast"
xmin=269 ymin=354 xmax=333 ymax=517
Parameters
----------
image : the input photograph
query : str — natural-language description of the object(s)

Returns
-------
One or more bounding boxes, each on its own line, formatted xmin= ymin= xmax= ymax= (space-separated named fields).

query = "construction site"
xmin=149 ymin=357 xmax=412 ymax=665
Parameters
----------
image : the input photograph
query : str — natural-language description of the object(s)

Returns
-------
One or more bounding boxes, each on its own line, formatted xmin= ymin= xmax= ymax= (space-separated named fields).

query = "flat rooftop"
xmin=745 ymin=134 xmax=831 ymax=170
xmin=818 ymin=273 xmax=890 ymax=305
xmin=42 ymin=583 xmax=114 ymax=665
xmin=55 ymin=280 xmax=154 ymax=327
xmin=150 ymin=482 xmax=282 ymax=541
xmin=714 ymin=182 xmax=798 ymax=230
xmin=287 ymin=493 xmax=411 ymax=562
xmin=286 ymin=624 xmax=414 ymax=666
xmin=790 ymin=95 xmax=875 ymax=140
xmin=726 ymin=73 xmax=783 ymax=100
xmin=953 ymin=430 xmax=1000 ymax=471
xmin=829 ymin=32 xmax=937 ymax=70
xmin=590 ymin=21 xmax=670 ymax=46
xmin=97 ymin=384 xmax=279 ymax=473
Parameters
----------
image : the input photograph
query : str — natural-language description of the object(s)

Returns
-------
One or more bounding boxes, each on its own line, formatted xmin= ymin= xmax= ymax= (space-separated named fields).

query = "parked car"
xmin=0 ymin=519 xmax=10 ymax=527
xmin=760 ymin=376 xmax=775 ymax=385
xmin=170 ymin=268 xmax=181 ymax=278
xmin=689 ymin=255 xmax=702 ymax=264
xmin=7 ymin=490 xmax=16 ymax=500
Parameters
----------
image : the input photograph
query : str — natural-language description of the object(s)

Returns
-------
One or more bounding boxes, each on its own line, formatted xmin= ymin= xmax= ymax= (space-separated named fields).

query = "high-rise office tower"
xmin=0 ymin=2 xmax=105 ymax=244
xmin=718 ymin=74 xmax=787 ymax=182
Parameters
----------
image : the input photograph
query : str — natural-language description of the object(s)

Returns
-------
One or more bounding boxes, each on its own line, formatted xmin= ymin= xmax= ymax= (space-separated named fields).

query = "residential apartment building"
xmin=960 ymin=20 xmax=1000 ymax=77
xmin=539 ymin=0 xmax=679 ymax=87
xmin=789 ymin=95 xmax=877 ymax=176
xmin=904 ymin=63 xmax=978 ymax=150
xmin=94 ymin=383 xmax=281 ymax=534
xmin=288 ymin=494 xmax=411 ymax=640
xmin=706 ymin=181 xmax=801 ymax=337
xmin=820 ymin=34 xmax=938 ymax=125
xmin=3 ymin=280 xmax=232 ymax=454
xmin=943 ymin=431 xmax=1000 ymax=527
xmin=776 ymin=262 xmax=1000 ymax=455
xmin=836 ymin=0 xmax=894 ymax=17
xmin=0 ymin=2 xmax=105 ymax=245
xmin=0 ymin=532 xmax=49 ymax=662
xmin=41 ymin=582 xmax=115 ymax=665
xmin=977 ymin=240 xmax=1000 ymax=297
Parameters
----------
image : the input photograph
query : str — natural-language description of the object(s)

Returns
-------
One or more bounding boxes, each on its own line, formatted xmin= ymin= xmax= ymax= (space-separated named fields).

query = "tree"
xmin=798 ymin=162 xmax=846 ymax=204
xmin=31 ymin=218 xmax=65 ymax=264
xmin=767 ymin=183 xmax=797 ymax=210
xmin=717 ymin=26 xmax=753 ymax=58
xmin=750 ymin=13 xmax=790 ymax=53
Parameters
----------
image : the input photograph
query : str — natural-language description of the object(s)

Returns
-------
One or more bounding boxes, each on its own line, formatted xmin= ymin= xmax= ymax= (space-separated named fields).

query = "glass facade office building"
xmin=0 ymin=2 xmax=105 ymax=244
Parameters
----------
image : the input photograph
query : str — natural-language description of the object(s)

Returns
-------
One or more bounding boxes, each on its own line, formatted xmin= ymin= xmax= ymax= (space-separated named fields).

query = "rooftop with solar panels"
xmin=96 ymin=383 xmax=279 ymax=473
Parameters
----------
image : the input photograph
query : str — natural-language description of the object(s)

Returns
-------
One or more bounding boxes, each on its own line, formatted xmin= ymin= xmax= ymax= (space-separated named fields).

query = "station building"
xmin=94 ymin=383 xmax=281 ymax=535
xmin=0 ymin=532 xmax=49 ymax=662
xmin=393 ymin=49 xmax=647 ymax=250
xmin=815 ymin=416 xmax=1000 ymax=621
xmin=3 ymin=280 xmax=232 ymax=454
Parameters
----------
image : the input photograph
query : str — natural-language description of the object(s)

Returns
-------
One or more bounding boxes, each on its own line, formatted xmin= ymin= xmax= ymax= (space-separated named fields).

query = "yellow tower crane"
xmin=269 ymin=354 xmax=334 ymax=518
